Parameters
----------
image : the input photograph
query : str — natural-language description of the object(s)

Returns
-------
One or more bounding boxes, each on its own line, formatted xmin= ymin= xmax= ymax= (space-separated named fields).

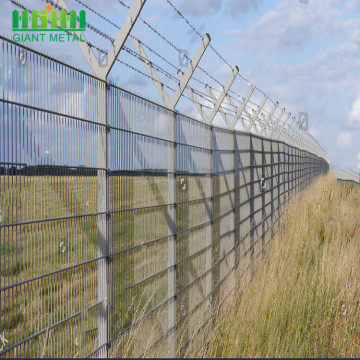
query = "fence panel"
xmin=262 ymin=138 xmax=272 ymax=253
xmin=250 ymin=135 xmax=263 ymax=265
xmin=0 ymin=37 xmax=329 ymax=358
xmin=211 ymin=127 xmax=236 ymax=305
xmin=0 ymin=37 xmax=103 ymax=358
xmin=175 ymin=114 xmax=211 ymax=354
xmin=234 ymin=132 xmax=252 ymax=288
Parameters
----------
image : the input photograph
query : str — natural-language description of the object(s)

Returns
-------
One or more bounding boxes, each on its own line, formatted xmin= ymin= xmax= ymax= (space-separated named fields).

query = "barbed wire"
xmin=36 ymin=0 xmax=233 ymax=112
xmin=74 ymin=0 xmax=246 ymax=112
xmin=8 ymin=0 xmax=322 ymax=152
xmin=165 ymin=0 xmax=244 ymax=78
xmin=116 ymin=0 xmax=246 ymax=94
xmin=8 ymin=2 xmax=295 ymax=135
xmin=123 ymin=47 xmax=237 ymax=114
xmin=164 ymin=0 xmax=280 ymax=104
xmin=9 ymin=0 xmax=233 ymax=117
xmin=71 ymin=0 xmax=240 ymax=112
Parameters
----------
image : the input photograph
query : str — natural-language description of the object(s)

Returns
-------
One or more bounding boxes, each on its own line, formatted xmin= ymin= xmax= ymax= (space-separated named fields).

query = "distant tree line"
xmin=0 ymin=166 xmax=97 ymax=176
xmin=0 ymin=166 xmax=208 ymax=177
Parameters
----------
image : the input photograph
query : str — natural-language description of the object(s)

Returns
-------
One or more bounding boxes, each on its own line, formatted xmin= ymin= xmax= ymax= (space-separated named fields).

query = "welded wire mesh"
xmin=0 ymin=36 xmax=103 ymax=358
xmin=0 ymin=36 xmax=329 ymax=358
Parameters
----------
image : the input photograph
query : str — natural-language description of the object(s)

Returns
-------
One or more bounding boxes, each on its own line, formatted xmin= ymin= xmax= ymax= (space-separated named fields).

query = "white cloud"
xmin=225 ymin=0 xmax=357 ymax=54
xmin=348 ymin=96 xmax=360 ymax=128
xmin=336 ymin=131 xmax=353 ymax=148
xmin=226 ymin=0 xmax=262 ymax=17
xmin=179 ymin=0 xmax=222 ymax=17
xmin=126 ymin=73 xmax=148 ymax=87
xmin=347 ymin=0 xmax=360 ymax=12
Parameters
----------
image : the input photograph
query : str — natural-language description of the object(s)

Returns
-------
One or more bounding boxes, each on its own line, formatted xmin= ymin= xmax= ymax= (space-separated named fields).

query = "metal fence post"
xmin=97 ymin=80 xmax=109 ymax=358
xmin=205 ymin=125 xmax=213 ymax=326
xmin=261 ymin=139 xmax=265 ymax=258
xmin=229 ymin=130 xmax=236 ymax=282
xmin=278 ymin=141 xmax=282 ymax=224
xmin=249 ymin=134 xmax=255 ymax=279
xmin=289 ymin=146 xmax=292 ymax=199
xmin=237 ymin=132 xmax=252 ymax=289
xmin=286 ymin=144 xmax=289 ymax=206
xmin=167 ymin=110 xmax=177 ymax=356
xmin=296 ymin=147 xmax=298 ymax=192
xmin=234 ymin=132 xmax=240 ymax=269
xmin=304 ymin=150 xmax=307 ymax=189
xmin=301 ymin=150 xmax=304 ymax=190
xmin=270 ymin=140 xmax=275 ymax=238
xmin=297 ymin=148 xmax=300 ymax=191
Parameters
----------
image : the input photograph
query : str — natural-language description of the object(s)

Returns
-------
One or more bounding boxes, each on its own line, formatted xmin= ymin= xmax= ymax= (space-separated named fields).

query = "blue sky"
xmin=1 ymin=0 xmax=360 ymax=172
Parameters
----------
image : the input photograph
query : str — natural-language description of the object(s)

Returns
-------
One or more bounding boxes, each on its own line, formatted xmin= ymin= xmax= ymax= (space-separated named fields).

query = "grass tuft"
xmin=192 ymin=174 xmax=360 ymax=358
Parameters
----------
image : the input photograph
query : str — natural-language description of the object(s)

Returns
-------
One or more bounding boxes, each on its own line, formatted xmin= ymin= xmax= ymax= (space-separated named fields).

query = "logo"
xmin=179 ymin=49 xmax=189 ymax=68
xmin=299 ymin=112 xmax=308 ymax=130
xmin=12 ymin=5 xmax=86 ymax=43
xmin=12 ymin=5 xmax=86 ymax=31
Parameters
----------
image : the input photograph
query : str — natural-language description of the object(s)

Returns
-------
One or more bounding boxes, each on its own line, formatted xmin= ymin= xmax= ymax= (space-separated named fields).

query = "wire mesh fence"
xmin=333 ymin=167 xmax=360 ymax=186
xmin=0 ymin=35 xmax=329 ymax=358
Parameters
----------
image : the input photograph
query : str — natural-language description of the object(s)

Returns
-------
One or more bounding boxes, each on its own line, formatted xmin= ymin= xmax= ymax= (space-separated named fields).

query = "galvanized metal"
xmin=207 ymin=66 xmax=239 ymax=124
xmin=0 ymin=33 xmax=330 ymax=359
xmin=246 ymin=93 xmax=269 ymax=133
xmin=169 ymin=34 xmax=211 ymax=109
xmin=167 ymin=111 xmax=176 ymax=356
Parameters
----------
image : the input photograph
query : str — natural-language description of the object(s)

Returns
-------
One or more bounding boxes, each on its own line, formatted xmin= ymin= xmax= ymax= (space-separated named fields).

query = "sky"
xmin=1 ymin=0 xmax=360 ymax=173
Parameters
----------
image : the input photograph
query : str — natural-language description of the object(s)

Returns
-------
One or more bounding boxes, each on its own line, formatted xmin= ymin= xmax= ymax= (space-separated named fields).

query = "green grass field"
xmin=0 ymin=173 xmax=216 ymax=357
xmin=189 ymin=174 xmax=360 ymax=358
xmin=0 ymin=174 xmax=166 ymax=357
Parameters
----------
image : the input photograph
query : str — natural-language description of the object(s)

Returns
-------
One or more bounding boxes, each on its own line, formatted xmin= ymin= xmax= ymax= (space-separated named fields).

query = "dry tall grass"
xmin=188 ymin=174 xmax=360 ymax=358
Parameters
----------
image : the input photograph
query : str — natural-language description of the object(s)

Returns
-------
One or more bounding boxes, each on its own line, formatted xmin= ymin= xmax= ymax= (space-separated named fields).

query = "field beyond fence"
xmin=196 ymin=174 xmax=360 ymax=358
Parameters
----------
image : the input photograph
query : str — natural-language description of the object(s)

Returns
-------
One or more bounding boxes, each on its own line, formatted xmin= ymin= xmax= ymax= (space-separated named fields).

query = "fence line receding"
xmin=0 ymin=0 xmax=331 ymax=354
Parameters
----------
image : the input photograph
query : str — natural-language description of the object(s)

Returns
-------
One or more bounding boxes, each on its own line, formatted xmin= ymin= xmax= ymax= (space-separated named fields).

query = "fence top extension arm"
xmin=134 ymin=33 xmax=211 ymax=110
xmin=245 ymin=93 xmax=269 ymax=134
xmin=205 ymin=85 xmax=232 ymax=128
xmin=56 ymin=0 xmax=146 ymax=79
xmin=206 ymin=66 xmax=239 ymax=124
xmin=260 ymin=101 xmax=278 ymax=135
